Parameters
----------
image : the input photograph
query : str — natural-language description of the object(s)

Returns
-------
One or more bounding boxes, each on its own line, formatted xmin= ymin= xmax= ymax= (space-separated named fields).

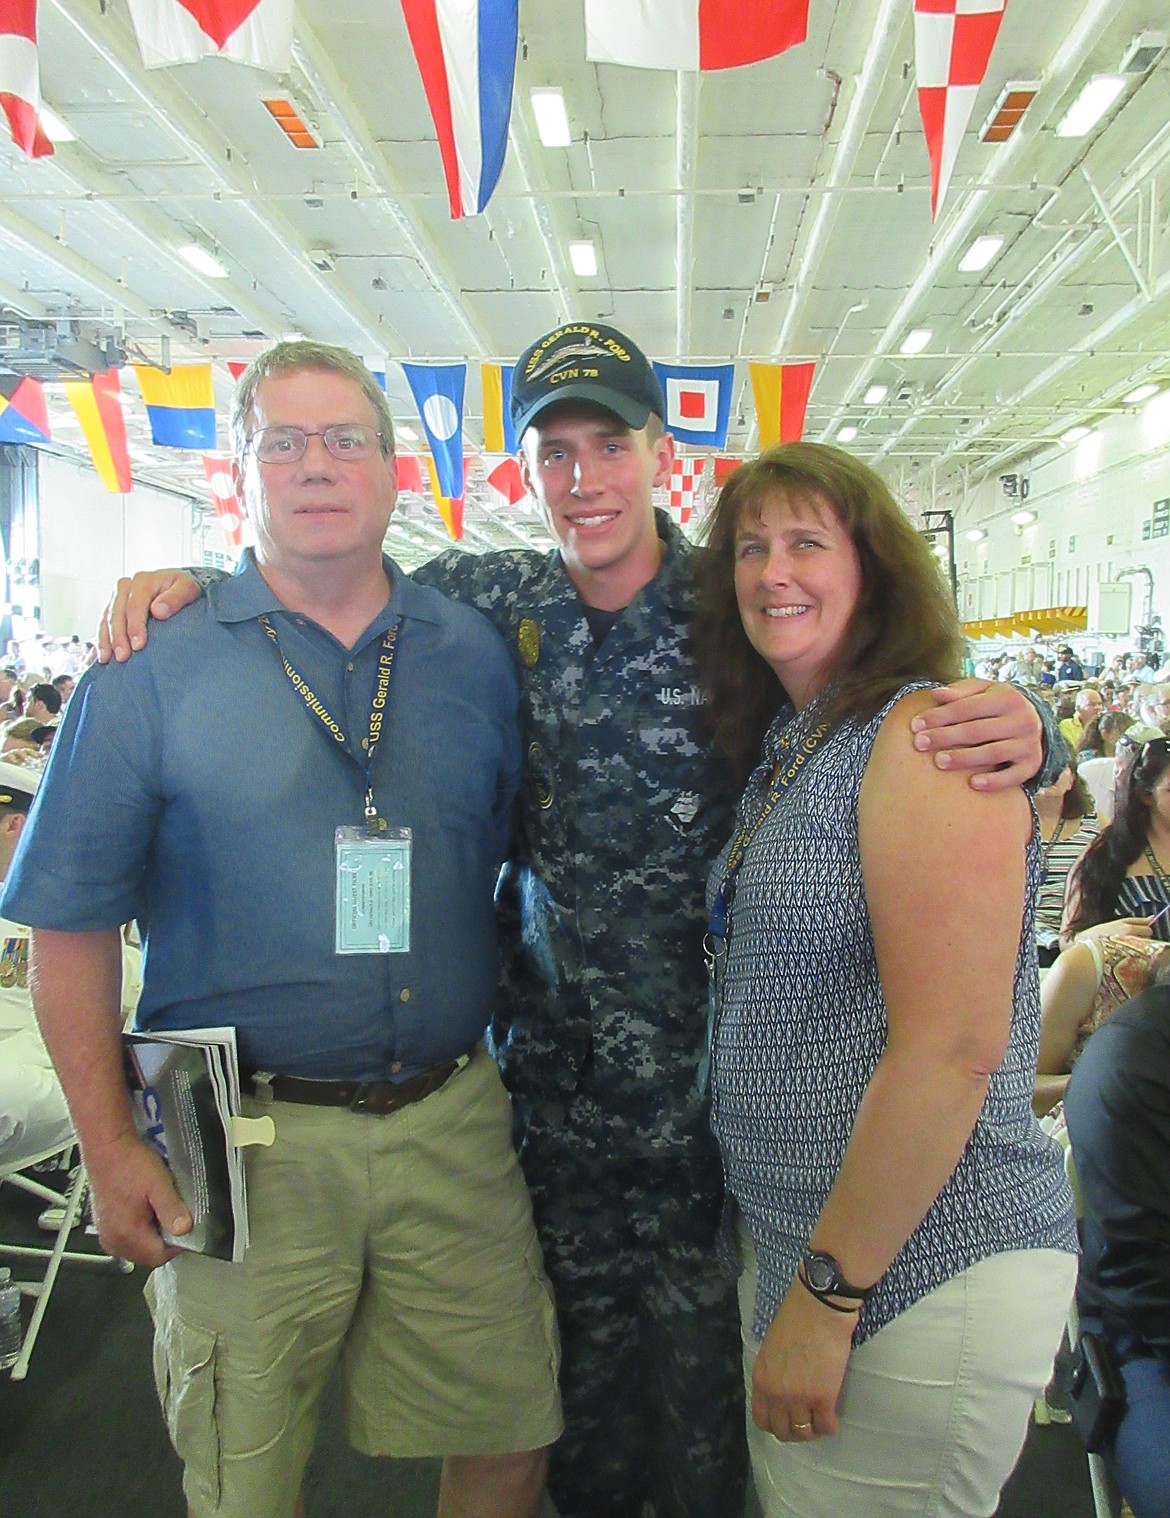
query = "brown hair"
xmin=692 ymin=443 xmax=963 ymax=782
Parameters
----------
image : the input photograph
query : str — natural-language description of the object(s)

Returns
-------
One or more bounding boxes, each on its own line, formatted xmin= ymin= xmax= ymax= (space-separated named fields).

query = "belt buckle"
xmin=348 ymin=1082 xmax=373 ymax=1114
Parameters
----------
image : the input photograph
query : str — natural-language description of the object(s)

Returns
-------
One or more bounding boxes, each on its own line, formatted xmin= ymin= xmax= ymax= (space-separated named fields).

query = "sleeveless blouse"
xmin=1076 ymin=935 xmax=1169 ymax=1059
xmin=709 ymin=685 xmax=1078 ymax=1344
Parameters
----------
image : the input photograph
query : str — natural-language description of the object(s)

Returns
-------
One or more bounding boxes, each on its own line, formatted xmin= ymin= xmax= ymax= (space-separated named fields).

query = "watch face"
xmin=805 ymin=1254 xmax=836 ymax=1292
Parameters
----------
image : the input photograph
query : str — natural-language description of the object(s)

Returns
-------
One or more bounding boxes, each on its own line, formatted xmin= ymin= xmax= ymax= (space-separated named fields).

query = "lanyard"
xmin=708 ymin=721 xmax=828 ymax=943
xmin=1040 ymin=817 xmax=1067 ymax=882
xmin=259 ymin=613 xmax=398 ymax=834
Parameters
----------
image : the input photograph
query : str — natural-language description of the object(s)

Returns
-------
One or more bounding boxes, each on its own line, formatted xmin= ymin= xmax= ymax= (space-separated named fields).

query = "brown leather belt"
xmin=247 ymin=1054 xmax=466 ymax=1116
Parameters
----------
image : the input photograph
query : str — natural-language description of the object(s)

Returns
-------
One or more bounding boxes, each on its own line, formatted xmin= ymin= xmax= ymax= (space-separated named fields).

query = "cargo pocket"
xmin=150 ymin=1309 xmax=221 ymax=1507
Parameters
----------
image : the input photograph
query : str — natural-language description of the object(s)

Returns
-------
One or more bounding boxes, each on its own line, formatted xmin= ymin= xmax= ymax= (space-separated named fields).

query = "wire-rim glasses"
xmin=246 ymin=424 xmax=383 ymax=464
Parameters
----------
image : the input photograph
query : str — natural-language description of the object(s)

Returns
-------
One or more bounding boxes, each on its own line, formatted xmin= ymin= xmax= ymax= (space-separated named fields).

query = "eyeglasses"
xmin=246 ymin=424 xmax=383 ymax=464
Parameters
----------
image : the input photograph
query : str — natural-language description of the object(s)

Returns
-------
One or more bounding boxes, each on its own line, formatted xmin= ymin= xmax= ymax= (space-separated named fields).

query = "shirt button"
xmin=295 ymin=618 xmax=306 ymax=627
xmin=390 ymin=1060 xmax=402 ymax=1074
xmin=399 ymin=988 xmax=411 ymax=1002
xmin=346 ymin=661 xmax=355 ymax=672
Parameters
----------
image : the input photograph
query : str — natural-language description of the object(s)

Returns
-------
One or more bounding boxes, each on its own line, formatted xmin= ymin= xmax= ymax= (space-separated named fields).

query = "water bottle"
xmin=0 ymin=1265 xmax=23 ymax=1371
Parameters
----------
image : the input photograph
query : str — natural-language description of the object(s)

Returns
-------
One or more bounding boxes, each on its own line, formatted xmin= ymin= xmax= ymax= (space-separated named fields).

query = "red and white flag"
xmin=914 ymin=0 xmax=1008 ymax=220
xmin=0 ymin=0 xmax=52 ymax=158
xmin=126 ymin=0 xmax=293 ymax=70
xmin=668 ymin=458 xmax=704 ymax=525
xmin=486 ymin=455 xmax=525 ymax=508
xmin=202 ymin=455 xmax=245 ymax=547
xmin=585 ymin=0 xmax=807 ymax=71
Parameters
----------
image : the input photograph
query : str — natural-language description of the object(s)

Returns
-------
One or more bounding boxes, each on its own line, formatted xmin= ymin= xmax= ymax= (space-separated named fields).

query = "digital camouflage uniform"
xmin=413 ymin=509 xmax=748 ymax=1518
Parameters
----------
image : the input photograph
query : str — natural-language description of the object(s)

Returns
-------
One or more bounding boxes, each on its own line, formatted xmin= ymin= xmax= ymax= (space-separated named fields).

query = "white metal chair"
xmin=0 ymin=1141 xmax=131 ymax=1381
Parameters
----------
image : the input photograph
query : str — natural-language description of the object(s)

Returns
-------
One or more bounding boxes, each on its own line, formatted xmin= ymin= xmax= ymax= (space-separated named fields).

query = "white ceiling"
xmin=2 ymin=0 xmax=1169 ymax=566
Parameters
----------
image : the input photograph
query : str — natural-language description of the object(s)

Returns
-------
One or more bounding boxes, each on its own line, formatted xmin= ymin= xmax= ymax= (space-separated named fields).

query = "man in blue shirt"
xmin=1 ymin=343 xmax=561 ymax=1518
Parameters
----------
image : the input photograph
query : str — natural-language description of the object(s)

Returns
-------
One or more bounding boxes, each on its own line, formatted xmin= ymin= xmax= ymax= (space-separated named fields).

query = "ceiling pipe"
xmin=674 ymin=71 xmax=698 ymax=357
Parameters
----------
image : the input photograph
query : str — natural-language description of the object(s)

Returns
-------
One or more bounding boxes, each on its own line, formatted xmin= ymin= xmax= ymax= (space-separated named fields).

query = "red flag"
xmin=396 ymin=455 xmax=425 ymax=495
xmin=125 ymin=0 xmax=293 ymax=69
xmin=63 ymin=373 xmax=132 ymax=493
xmin=749 ymin=362 xmax=815 ymax=447
xmin=0 ymin=0 xmax=52 ymax=158
xmin=914 ymin=0 xmax=1008 ymax=219
xmin=585 ymin=0 xmax=807 ymax=70
xmin=486 ymin=456 xmax=525 ymax=507
xmin=712 ymin=457 xmax=741 ymax=487
xmin=226 ymin=361 xmax=248 ymax=382
xmin=202 ymin=455 xmax=245 ymax=547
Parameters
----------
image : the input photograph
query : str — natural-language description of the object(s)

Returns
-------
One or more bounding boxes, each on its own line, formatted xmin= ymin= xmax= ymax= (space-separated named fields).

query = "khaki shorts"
xmin=145 ymin=1043 xmax=562 ymax=1518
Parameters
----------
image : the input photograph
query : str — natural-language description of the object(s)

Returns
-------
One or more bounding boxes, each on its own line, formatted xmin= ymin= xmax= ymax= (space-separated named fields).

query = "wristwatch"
xmin=799 ymin=1250 xmax=874 ymax=1307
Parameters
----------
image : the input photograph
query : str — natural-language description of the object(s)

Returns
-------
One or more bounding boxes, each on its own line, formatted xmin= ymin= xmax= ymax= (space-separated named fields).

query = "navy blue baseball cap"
xmin=510 ymin=323 xmax=665 ymax=440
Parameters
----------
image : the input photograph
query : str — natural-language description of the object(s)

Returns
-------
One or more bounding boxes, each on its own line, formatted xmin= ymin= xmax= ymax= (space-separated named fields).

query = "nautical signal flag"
xmin=225 ymin=361 xmax=248 ymax=382
xmin=584 ymin=0 xmax=807 ymax=71
xmin=712 ymin=457 xmax=741 ymax=487
xmin=481 ymin=362 xmax=517 ymax=455
xmin=652 ymin=362 xmax=733 ymax=448
xmin=133 ymin=364 xmax=217 ymax=450
xmin=0 ymin=374 xmax=50 ymax=445
xmin=401 ymin=361 xmax=466 ymax=499
xmin=749 ymin=361 xmax=815 ymax=448
xmin=0 ymin=0 xmax=53 ymax=157
xmin=396 ymin=455 xmax=426 ymax=495
xmin=914 ymin=0 xmax=1008 ymax=220
xmin=202 ymin=455 xmax=244 ymax=547
xmin=424 ymin=453 xmax=466 ymax=542
xmin=400 ymin=0 xmax=517 ymax=218
xmin=63 ymin=372 xmax=132 ymax=494
xmin=486 ymin=455 xmax=525 ymax=508
xmin=125 ymin=0 xmax=293 ymax=70
xmin=667 ymin=457 xmax=704 ymax=526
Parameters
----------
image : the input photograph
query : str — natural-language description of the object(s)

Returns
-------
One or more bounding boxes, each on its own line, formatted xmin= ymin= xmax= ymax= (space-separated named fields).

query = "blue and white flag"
xmin=401 ymin=361 xmax=466 ymax=498
xmin=400 ymin=0 xmax=517 ymax=219
xmin=652 ymin=361 xmax=734 ymax=448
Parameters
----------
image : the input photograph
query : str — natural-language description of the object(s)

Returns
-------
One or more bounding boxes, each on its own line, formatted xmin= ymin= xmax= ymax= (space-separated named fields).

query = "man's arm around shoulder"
xmin=30 ymin=928 xmax=191 ymax=1265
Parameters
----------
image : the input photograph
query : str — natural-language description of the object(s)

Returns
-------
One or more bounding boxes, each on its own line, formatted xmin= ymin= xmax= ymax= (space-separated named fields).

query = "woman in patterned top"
xmin=1034 ymin=759 xmax=1098 ymax=966
xmin=1034 ymin=934 xmax=1170 ymax=1117
xmin=1063 ymin=732 xmax=1170 ymax=946
xmin=692 ymin=444 xmax=1077 ymax=1518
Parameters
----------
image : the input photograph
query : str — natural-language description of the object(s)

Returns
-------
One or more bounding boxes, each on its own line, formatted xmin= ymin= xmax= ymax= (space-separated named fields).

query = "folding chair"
xmin=0 ymin=1141 xmax=131 ymax=1381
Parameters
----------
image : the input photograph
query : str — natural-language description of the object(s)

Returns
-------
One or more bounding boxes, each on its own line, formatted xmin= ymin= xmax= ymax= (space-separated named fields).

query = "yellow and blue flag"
xmin=481 ymin=362 xmax=517 ymax=454
xmin=133 ymin=363 xmax=217 ymax=450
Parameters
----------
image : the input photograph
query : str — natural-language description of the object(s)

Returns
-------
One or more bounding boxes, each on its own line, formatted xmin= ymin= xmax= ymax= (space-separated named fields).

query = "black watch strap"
xmin=799 ymin=1249 xmax=874 ymax=1307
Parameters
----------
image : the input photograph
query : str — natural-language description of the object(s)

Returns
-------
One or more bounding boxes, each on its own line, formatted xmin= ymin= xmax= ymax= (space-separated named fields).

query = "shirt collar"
xmin=211 ymin=548 xmax=445 ymax=629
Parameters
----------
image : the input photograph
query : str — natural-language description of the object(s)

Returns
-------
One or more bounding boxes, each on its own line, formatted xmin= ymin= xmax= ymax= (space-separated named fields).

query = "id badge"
xmin=335 ymin=826 xmax=411 ymax=954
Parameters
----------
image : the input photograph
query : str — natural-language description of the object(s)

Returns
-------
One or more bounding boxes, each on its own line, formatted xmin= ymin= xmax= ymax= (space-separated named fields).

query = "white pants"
xmin=740 ymin=1244 xmax=1077 ymax=1518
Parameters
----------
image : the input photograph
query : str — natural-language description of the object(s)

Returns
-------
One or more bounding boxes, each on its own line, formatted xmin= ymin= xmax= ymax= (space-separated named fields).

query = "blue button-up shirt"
xmin=1 ymin=552 xmax=521 ymax=1080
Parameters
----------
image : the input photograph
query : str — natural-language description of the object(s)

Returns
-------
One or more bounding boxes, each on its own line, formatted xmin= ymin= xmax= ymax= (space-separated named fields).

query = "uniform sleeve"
xmin=0 ymin=657 xmax=164 ymax=931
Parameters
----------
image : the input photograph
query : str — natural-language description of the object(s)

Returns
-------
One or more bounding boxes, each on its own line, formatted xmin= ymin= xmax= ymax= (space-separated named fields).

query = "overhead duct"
xmin=0 ymin=320 xmax=125 ymax=380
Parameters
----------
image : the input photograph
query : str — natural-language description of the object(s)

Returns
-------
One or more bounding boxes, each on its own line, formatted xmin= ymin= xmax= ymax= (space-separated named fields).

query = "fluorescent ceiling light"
xmin=958 ymin=234 xmax=1004 ymax=273
xmin=178 ymin=243 xmax=228 ymax=279
xmin=900 ymin=329 xmax=932 ymax=355
xmin=1012 ymin=510 xmax=1036 ymax=526
xmin=931 ymin=541 xmax=949 ymax=559
xmin=530 ymin=87 xmax=571 ymax=148
xmin=397 ymin=423 xmax=419 ymax=441
xmin=1055 ymin=75 xmax=1126 ymax=138
xmin=862 ymin=384 xmax=888 ymax=405
xmin=964 ymin=528 xmax=986 ymax=543
xmin=38 ymin=105 xmax=74 ymax=143
xmin=569 ymin=240 xmax=597 ymax=277
xmin=1124 ymin=382 xmax=1160 ymax=405
xmin=836 ymin=425 xmax=858 ymax=443
xmin=1060 ymin=425 xmax=1091 ymax=445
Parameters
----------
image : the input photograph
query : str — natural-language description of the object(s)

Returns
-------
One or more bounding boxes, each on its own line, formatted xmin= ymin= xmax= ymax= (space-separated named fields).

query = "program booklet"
xmin=122 ymin=1026 xmax=250 ymax=1262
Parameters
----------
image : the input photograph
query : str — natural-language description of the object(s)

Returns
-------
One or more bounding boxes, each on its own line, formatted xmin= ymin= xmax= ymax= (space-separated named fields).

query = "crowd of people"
xmin=1 ymin=325 xmax=1167 ymax=1518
